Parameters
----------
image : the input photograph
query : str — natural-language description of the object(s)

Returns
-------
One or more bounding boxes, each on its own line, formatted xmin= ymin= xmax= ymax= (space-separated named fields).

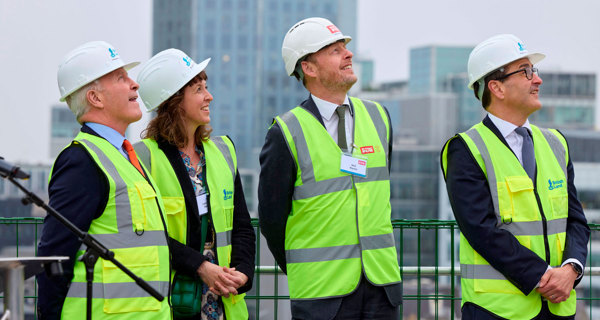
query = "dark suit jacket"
xmin=153 ymin=137 xmax=255 ymax=292
xmin=258 ymin=95 xmax=401 ymax=319
xmin=443 ymin=115 xmax=590 ymax=318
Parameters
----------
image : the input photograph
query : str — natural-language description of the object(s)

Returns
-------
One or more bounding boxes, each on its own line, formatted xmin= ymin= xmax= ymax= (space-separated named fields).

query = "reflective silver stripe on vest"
xmin=500 ymin=218 xmax=567 ymax=236
xmin=361 ymin=99 xmax=389 ymax=164
xmin=286 ymin=244 xmax=360 ymax=263
xmin=464 ymin=129 xmax=502 ymax=224
xmin=461 ymin=264 xmax=505 ymax=280
xmin=360 ymin=233 xmax=395 ymax=250
xmin=278 ymin=111 xmax=315 ymax=185
xmin=70 ymin=138 xmax=169 ymax=298
xmin=539 ymin=128 xmax=567 ymax=179
xmin=80 ymin=231 xmax=169 ymax=250
xmin=133 ymin=141 xmax=152 ymax=174
xmin=286 ymin=233 xmax=394 ymax=263
xmin=66 ymin=281 xmax=170 ymax=299
xmin=462 ymin=263 xmax=562 ymax=280
xmin=212 ymin=136 xmax=236 ymax=178
xmin=465 ymin=128 xmax=569 ymax=235
xmin=293 ymin=166 xmax=389 ymax=200
xmin=80 ymin=139 xmax=140 ymax=236
xmin=216 ymin=230 xmax=232 ymax=248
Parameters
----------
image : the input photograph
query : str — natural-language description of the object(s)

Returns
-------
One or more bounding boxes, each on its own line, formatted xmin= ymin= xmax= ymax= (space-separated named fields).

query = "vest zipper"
xmin=533 ymin=182 xmax=551 ymax=265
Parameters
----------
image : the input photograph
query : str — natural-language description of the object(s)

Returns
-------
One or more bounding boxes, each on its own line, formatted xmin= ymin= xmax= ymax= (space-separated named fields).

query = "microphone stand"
xmin=6 ymin=173 xmax=164 ymax=320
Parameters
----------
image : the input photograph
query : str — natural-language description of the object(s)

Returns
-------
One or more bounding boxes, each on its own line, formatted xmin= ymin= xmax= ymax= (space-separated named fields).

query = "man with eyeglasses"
xmin=440 ymin=34 xmax=589 ymax=319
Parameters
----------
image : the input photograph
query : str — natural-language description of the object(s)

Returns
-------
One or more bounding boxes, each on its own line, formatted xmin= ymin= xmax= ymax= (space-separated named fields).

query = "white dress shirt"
xmin=487 ymin=113 xmax=583 ymax=279
xmin=311 ymin=94 xmax=353 ymax=151
xmin=487 ymin=113 xmax=531 ymax=167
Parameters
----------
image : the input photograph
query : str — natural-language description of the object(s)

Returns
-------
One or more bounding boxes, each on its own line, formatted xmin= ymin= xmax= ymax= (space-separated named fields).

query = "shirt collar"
xmin=85 ymin=122 xmax=127 ymax=151
xmin=487 ymin=113 xmax=531 ymax=139
xmin=311 ymin=94 xmax=352 ymax=121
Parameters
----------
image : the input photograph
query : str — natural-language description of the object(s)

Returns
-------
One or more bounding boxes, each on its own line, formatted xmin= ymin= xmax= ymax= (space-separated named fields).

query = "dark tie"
xmin=514 ymin=127 xmax=536 ymax=179
xmin=335 ymin=105 xmax=347 ymax=151
xmin=122 ymin=139 xmax=146 ymax=177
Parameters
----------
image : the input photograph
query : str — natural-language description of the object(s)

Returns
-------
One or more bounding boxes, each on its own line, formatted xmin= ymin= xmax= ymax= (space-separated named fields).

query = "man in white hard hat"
xmin=37 ymin=41 xmax=172 ymax=319
xmin=258 ymin=17 xmax=402 ymax=319
xmin=441 ymin=34 xmax=589 ymax=319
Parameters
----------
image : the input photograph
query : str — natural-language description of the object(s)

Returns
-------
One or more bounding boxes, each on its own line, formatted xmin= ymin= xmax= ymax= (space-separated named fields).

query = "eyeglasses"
xmin=494 ymin=66 xmax=539 ymax=81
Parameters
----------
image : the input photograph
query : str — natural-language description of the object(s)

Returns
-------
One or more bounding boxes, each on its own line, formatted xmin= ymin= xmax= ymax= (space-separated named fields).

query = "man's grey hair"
xmin=65 ymin=80 xmax=102 ymax=124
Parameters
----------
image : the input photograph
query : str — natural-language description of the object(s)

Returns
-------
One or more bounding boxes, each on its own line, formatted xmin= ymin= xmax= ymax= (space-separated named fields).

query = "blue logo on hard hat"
xmin=223 ymin=189 xmax=233 ymax=200
xmin=517 ymin=42 xmax=526 ymax=52
xmin=108 ymin=48 xmax=119 ymax=58
xmin=183 ymin=56 xmax=192 ymax=67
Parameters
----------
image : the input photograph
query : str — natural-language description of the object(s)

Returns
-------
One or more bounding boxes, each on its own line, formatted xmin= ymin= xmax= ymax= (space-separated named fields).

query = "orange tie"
xmin=122 ymin=139 xmax=146 ymax=177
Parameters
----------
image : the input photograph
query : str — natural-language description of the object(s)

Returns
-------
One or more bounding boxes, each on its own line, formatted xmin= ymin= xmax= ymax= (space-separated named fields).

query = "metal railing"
xmin=1 ymin=217 xmax=599 ymax=319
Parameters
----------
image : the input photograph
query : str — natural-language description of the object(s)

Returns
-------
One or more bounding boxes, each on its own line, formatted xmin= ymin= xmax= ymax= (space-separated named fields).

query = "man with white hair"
xmin=37 ymin=41 xmax=171 ymax=319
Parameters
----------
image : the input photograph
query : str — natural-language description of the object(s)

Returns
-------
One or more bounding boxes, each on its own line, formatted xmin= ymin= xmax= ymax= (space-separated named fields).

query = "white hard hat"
xmin=282 ymin=17 xmax=351 ymax=76
xmin=468 ymin=34 xmax=545 ymax=91
xmin=137 ymin=49 xmax=211 ymax=112
xmin=57 ymin=41 xmax=139 ymax=101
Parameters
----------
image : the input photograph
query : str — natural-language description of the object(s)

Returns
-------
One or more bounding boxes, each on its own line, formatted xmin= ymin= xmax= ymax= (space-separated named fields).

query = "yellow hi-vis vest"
xmin=134 ymin=136 xmax=248 ymax=319
xmin=441 ymin=122 xmax=575 ymax=319
xmin=276 ymin=97 xmax=401 ymax=300
xmin=59 ymin=132 xmax=171 ymax=319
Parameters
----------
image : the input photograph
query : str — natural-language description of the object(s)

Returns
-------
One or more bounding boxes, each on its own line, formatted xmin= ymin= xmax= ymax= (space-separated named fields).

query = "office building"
xmin=49 ymin=105 xmax=80 ymax=159
xmin=153 ymin=0 xmax=357 ymax=168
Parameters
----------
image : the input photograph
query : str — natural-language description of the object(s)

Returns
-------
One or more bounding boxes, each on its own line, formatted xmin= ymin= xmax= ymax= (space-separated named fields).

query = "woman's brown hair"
xmin=142 ymin=71 xmax=212 ymax=148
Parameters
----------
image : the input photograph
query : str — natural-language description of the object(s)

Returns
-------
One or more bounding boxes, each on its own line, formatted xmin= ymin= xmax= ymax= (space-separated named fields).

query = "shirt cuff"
xmin=561 ymin=258 xmax=584 ymax=280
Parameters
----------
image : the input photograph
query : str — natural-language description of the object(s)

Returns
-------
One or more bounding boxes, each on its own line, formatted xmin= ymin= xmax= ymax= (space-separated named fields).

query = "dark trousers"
xmin=462 ymin=301 xmax=575 ymax=320
xmin=292 ymin=275 xmax=399 ymax=320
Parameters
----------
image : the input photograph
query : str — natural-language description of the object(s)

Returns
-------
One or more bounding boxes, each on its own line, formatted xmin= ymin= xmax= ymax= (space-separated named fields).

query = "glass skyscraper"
xmin=153 ymin=0 xmax=357 ymax=169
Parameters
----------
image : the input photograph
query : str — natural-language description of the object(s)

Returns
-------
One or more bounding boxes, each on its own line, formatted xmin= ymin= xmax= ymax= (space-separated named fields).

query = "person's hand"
xmin=197 ymin=261 xmax=238 ymax=297
xmin=536 ymin=265 xmax=578 ymax=304
xmin=220 ymin=267 xmax=249 ymax=289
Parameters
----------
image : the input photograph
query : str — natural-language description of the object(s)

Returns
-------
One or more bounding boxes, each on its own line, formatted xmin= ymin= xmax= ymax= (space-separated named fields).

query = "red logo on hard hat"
xmin=360 ymin=146 xmax=374 ymax=154
xmin=326 ymin=25 xmax=340 ymax=34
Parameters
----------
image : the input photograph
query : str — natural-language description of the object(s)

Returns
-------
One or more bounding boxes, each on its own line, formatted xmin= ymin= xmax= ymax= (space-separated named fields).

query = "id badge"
xmin=340 ymin=153 xmax=367 ymax=177
xmin=196 ymin=193 xmax=209 ymax=216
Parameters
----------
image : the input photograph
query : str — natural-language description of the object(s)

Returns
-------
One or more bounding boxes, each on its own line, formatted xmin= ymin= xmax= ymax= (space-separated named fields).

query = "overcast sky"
xmin=1 ymin=0 xmax=599 ymax=164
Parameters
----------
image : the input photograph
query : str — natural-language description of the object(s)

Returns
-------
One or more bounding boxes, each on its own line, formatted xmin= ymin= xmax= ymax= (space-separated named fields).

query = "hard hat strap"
xmin=477 ymin=79 xmax=485 ymax=101
xmin=294 ymin=61 xmax=305 ymax=82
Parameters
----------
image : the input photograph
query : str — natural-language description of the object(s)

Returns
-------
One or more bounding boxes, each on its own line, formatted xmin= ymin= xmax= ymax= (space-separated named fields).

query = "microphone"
xmin=0 ymin=157 xmax=30 ymax=179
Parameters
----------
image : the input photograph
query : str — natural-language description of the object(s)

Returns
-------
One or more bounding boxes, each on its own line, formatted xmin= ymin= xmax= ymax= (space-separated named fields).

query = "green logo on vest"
xmin=223 ymin=189 xmax=233 ymax=200
xmin=548 ymin=179 xmax=564 ymax=190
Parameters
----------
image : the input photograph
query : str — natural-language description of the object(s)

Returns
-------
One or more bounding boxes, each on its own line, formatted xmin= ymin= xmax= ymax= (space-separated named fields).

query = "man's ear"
xmin=86 ymin=88 xmax=103 ymax=109
xmin=488 ymin=80 xmax=505 ymax=100
xmin=301 ymin=60 xmax=317 ymax=79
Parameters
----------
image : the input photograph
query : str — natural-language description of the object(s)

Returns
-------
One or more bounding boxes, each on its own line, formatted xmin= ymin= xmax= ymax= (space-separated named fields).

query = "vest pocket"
xmin=101 ymin=246 xmax=161 ymax=313
xmin=503 ymin=176 xmax=538 ymax=221
xmin=132 ymin=181 xmax=161 ymax=232
xmin=223 ymin=205 xmax=234 ymax=230
xmin=555 ymin=232 xmax=566 ymax=259
xmin=549 ymin=193 xmax=568 ymax=219
xmin=473 ymin=237 xmax=530 ymax=295
xmin=163 ymin=196 xmax=186 ymax=243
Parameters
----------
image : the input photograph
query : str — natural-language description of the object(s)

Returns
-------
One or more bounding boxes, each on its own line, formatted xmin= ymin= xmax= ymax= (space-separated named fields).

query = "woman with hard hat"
xmin=134 ymin=49 xmax=255 ymax=320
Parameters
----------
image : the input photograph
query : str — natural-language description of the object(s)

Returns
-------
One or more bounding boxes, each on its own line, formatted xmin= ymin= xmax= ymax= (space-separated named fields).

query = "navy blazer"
xmin=443 ymin=116 xmax=590 ymax=316
xmin=258 ymin=95 xmax=401 ymax=317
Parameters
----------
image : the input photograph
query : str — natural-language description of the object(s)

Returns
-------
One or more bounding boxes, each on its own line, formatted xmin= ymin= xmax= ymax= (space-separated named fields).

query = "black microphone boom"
xmin=0 ymin=157 xmax=30 ymax=179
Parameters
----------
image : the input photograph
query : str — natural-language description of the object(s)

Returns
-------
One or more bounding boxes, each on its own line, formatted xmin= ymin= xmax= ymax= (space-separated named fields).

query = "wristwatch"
xmin=567 ymin=262 xmax=582 ymax=277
